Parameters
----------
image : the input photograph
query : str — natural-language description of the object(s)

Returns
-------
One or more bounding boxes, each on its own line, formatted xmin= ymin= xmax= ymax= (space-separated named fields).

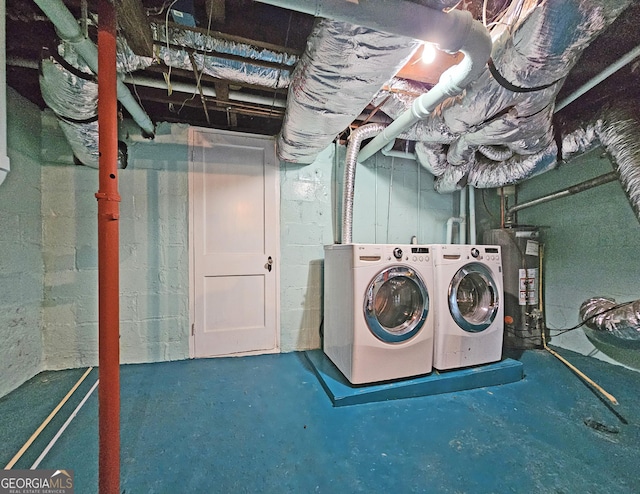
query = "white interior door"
xmin=189 ymin=128 xmax=279 ymax=357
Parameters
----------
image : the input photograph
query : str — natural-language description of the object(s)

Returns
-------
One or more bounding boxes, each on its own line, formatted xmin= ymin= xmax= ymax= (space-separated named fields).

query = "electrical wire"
xmin=146 ymin=0 xmax=176 ymax=17
xmin=270 ymin=11 xmax=292 ymax=116
xmin=162 ymin=0 xmax=180 ymax=97
xmin=481 ymin=189 xmax=495 ymax=219
xmin=168 ymin=0 xmax=216 ymax=117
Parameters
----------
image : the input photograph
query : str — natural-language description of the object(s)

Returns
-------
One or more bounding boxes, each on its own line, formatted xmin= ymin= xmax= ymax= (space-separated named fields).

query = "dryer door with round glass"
xmin=363 ymin=266 xmax=429 ymax=343
xmin=448 ymin=262 xmax=499 ymax=333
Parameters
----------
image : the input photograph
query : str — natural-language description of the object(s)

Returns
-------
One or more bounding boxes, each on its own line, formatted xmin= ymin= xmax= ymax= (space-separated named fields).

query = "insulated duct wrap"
xmin=58 ymin=119 xmax=99 ymax=168
xmin=597 ymin=107 xmax=640 ymax=221
xmin=556 ymin=102 xmax=640 ymax=223
xmin=39 ymin=43 xmax=102 ymax=168
xmin=374 ymin=0 xmax=631 ymax=191
xmin=40 ymin=19 xmax=302 ymax=168
xmin=40 ymin=42 xmax=130 ymax=168
xmin=116 ymin=38 xmax=155 ymax=73
xmin=490 ymin=0 xmax=627 ymax=89
xmin=277 ymin=19 xmax=420 ymax=163
xmin=151 ymin=23 xmax=296 ymax=89
xmin=580 ymin=297 xmax=640 ymax=341
xmin=40 ymin=46 xmax=97 ymax=121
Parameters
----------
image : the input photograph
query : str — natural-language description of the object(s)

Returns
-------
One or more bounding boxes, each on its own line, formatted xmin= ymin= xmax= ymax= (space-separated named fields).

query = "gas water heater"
xmin=484 ymin=227 xmax=543 ymax=349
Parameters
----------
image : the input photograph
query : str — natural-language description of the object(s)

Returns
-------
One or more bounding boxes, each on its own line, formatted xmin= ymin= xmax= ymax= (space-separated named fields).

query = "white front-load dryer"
xmin=432 ymin=244 xmax=504 ymax=370
xmin=323 ymin=243 xmax=435 ymax=385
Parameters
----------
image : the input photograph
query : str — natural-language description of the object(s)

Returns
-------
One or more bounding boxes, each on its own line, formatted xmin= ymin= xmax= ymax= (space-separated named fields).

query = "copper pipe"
xmin=97 ymin=1 xmax=120 ymax=492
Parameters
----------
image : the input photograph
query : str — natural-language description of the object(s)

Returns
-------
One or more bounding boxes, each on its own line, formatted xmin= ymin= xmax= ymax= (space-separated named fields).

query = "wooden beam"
xmin=213 ymin=81 xmax=237 ymax=127
xmin=205 ymin=0 xmax=226 ymax=24
xmin=114 ymin=0 xmax=154 ymax=58
xmin=188 ymin=52 xmax=211 ymax=124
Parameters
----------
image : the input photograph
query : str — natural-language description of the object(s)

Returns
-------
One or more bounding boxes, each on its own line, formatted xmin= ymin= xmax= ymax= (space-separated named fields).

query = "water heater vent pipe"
xmin=507 ymin=171 xmax=619 ymax=220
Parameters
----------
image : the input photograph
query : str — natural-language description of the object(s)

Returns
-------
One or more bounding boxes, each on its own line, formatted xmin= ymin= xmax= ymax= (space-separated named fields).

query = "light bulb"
xmin=421 ymin=43 xmax=436 ymax=64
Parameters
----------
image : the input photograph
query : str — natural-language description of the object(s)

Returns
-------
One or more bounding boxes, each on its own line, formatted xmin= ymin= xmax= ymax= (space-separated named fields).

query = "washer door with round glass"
xmin=448 ymin=262 xmax=499 ymax=333
xmin=363 ymin=266 xmax=429 ymax=343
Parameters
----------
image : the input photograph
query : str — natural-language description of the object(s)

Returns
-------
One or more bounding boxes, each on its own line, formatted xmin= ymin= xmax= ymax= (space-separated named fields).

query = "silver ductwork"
xmin=374 ymin=0 xmax=632 ymax=191
xmin=255 ymin=0 xmax=499 ymax=164
xmin=40 ymin=44 xmax=128 ymax=169
xmin=114 ymin=24 xmax=298 ymax=89
xmin=39 ymin=44 xmax=102 ymax=168
xmin=39 ymin=18 xmax=301 ymax=167
xmin=150 ymin=23 xmax=297 ymax=89
xmin=277 ymin=18 xmax=419 ymax=163
xmin=34 ymin=0 xmax=155 ymax=136
xmin=341 ymin=123 xmax=387 ymax=244
xmin=554 ymin=102 xmax=640 ymax=223
xmin=580 ymin=297 xmax=640 ymax=341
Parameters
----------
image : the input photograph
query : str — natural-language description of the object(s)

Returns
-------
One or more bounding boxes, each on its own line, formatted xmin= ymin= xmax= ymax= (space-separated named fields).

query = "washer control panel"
xmin=382 ymin=245 xmax=431 ymax=263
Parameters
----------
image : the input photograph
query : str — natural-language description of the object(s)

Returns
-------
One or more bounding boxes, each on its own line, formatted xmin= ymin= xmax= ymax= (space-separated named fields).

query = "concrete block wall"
xmin=41 ymin=122 xmax=190 ymax=370
xmin=0 ymin=89 xmax=44 ymax=397
xmin=279 ymin=144 xmax=454 ymax=352
xmin=517 ymin=148 xmax=640 ymax=361
xmin=279 ymin=146 xmax=336 ymax=352
xmin=3 ymin=96 xmax=455 ymax=384
xmin=350 ymin=153 xmax=452 ymax=244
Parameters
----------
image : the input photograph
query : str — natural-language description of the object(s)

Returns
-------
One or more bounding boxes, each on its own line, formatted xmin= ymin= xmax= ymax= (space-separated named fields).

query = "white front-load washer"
xmin=432 ymin=244 xmax=504 ymax=370
xmin=323 ymin=243 xmax=435 ymax=385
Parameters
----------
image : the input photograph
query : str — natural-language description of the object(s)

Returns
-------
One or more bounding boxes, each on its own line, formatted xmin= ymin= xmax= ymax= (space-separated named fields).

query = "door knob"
xmin=266 ymin=256 xmax=273 ymax=272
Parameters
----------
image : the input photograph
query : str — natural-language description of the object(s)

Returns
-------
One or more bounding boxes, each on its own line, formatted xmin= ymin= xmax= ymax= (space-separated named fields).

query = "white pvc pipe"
xmin=33 ymin=0 xmax=155 ymax=136
xmin=446 ymin=217 xmax=462 ymax=244
xmin=555 ymin=44 xmax=640 ymax=112
xmin=468 ymin=186 xmax=477 ymax=244
xmin=252 ymin=2 xmax=491 ymax=164
xmin=446 ymin=187 xmax=469 ymax=244
xmin=31 ymin=379 xmax=99 ymax=469
xmin=358 ymin=14 xmax=492 ymax=162
xmin=459 ymin=187 xmax=467 ymax=245
xmin=255 ymin=0 xmax=481 ymax=45
xmin=123 ymin=75 xmax=287 ymax=108
xmin=0 ymin=0 xmax=10 ymax=187
xmin=381 ymin=141 xmax=416 ymax=160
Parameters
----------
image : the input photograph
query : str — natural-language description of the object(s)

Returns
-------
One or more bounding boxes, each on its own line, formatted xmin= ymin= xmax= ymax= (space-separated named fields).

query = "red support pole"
xmin=96 ymin=1 xmax=120 ymax=493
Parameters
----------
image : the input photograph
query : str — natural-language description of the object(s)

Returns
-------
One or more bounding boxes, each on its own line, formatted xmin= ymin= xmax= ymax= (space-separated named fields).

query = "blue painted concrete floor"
xmin=1 ymin=348 xmax=639 ymax=493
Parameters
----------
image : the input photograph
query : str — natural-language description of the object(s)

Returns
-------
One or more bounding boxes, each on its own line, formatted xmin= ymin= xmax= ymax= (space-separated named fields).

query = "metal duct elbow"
xmin=580 ymin=297 xmax=640 ymax=341
xmin=40 ymin=46 xmax=97 ymax=121
xmin=558 ymin=102 xmax=640 ymax=223
xmin=597 ymin=106 xmax=640 ymax=222
xmin=341 ymin=123 xmax=387 ymax=244
xmin=467 ymin=144 xmax=558 ymax=189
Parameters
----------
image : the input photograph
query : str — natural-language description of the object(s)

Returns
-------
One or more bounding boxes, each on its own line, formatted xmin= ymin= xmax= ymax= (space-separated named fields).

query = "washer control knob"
xmin=471 ymin=247 xmax=480 ymax=258
xmin=393 ymin=247 xmax=403 ymax=259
